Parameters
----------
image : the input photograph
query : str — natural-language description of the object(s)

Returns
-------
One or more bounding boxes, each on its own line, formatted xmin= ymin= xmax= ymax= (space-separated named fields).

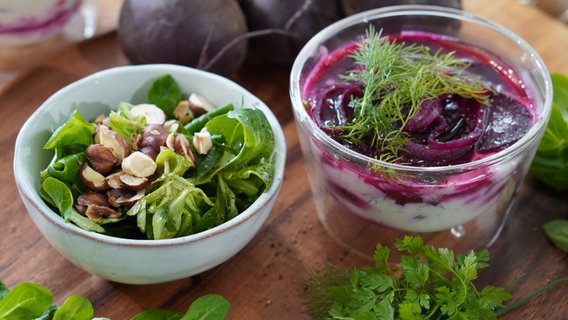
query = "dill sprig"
xmin=338 ymin=26 xmax=491 ymax=162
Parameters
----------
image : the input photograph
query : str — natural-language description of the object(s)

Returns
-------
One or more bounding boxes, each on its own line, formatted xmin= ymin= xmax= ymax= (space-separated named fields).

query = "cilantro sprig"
xmin=304 ymin=236 xmax=564 ymax=320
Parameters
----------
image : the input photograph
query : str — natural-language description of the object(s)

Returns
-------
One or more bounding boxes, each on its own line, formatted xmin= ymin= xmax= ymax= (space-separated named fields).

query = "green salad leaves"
xmin=543 ymin=219 xmax=568 ymax=253
xmin=530 ymin=73 xmax=568 ymax=191
xmin=0 ymin=280 xmax=229 ymax=320
xmin=527 ymin=73 xmax=568 ymax=253
xmin=39 ymin=74 xmax=275 ymax=239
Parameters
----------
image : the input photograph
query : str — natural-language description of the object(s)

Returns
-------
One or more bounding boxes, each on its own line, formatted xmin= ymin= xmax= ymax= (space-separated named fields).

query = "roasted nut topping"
xmin=166 ymin=132 xmax=176 ymax=151
xmin=188 ymin=93 xmax=216 ymax=117
xmin=193 ymin=127 xmax=213 ymax=155
xmin=106 ymin=171 xmax=148 ymax=190
xmin=164 ymin=119 xmax=180 ymax=133
xmin=108 ymin=188 xmax=145 ymax=207
xmin=122 ymin=151 xmax=157 ymax=178
xmin=175 ymin=134 xmax=195 ymax=163
xmin=139 ymin=124 xmax=168 ymax=159
xmin=75 ymin=191 xmax=110 ymax=214
xmin=130 ymin=103 xmax=166 ymax=125
xmin=80 ymin=163 xmax=108 ymax=191
xmin=106 ymin=171 xmax=124 ymax=190
xmin=77 ymin=191 xmax=110 ymax=206
xmin=85 ymin=144 xmax=118 ymax=175
xmin=140 ymin=146 xmax=159 ymax=160
xmin=94 ymin=125 xmax=131 ymax=162
xmin=84 ymin=204 xmax=121 ymax=221
xmin=119 ymin=173 xmax=148 ymax=190
xmin=173 ymin=100 xmax=194 ymax=124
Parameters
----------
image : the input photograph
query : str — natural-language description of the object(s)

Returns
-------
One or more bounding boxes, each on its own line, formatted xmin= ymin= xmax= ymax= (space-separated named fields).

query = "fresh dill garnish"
xmin=338 ymin=26 xmax=492 ymax=162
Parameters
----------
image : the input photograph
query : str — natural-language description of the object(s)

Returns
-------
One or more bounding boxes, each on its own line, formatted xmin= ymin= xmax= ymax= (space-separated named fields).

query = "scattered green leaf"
xmin=181 ymin=294 xmax=231 ymax=320
xmin=530 ymin=72 xmax=568 ymax=190
xmin=53 ymin=296 xmax=94 ymax=320
xmin=543 ymin=219 xmax=568 ymax=253
xmin=0 ymin=280 xmax=229 ymax=320
xmin=0 ymin=282 xmax=53 ymax=319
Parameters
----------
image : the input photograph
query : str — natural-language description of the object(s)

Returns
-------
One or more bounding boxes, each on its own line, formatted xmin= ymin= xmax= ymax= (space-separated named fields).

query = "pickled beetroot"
xmin=304 ymin=32 xmax=534 ymax=167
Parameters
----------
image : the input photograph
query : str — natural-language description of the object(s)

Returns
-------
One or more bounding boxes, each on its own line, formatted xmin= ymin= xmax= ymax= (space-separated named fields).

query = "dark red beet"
xmin=118 ymin=0 xmax=248 ymax=76
xmin=340 ymin=0 xmax=463 ymax=16
xmin=240 ymin=0 xmax=344 ymax=66
xmin=304 ymin=31 xmax=534 ymax=167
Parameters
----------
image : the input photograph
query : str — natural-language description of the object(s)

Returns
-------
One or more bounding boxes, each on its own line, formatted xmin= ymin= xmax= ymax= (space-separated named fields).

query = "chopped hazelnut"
xmin=80 ymin=163 xmax=108 ymax=191
xmin=175 ymin=134 xmax=195 ymax=164
xmin=130 ymin=103 xmax=166 ymax=125
xmin=164 ymin=119 xmax=180 ymax=133
xmin=94 ymin=125 xmax=131 ymax=162
xmin=75 ymin=191 xmax=110 ymax=214
xmin=173 ymin=100 xmax=194 ymax=124
xmin=85 ymin=144 xmax=118 ymax=175
xmin=166 ymin=133 xmax=176 ymax=151
xmin=188 ymin=93 xmax=216 ymax=117
xmin=106 ymin=171 xmax=148 ymax=190
xmin=119 ymin=173 xmax=148 ymax=190
xmin=84 ymin=204 xmax=121 ymax=221
xmin=140 ymin=146 xmax=159 ymax=160
xmin=77 ymin=191 xmax=110 ymax=207
xmin=108 ymin=188 xmax=145 ymax=207
xmin=193 ymin=127 xmax=213 ymax=155
xmin=139 ymin=124 xmax=167 ymax=159
xmin=122 ymin=151 xmax=157 ymax=178
xmin=106 ymin=171 xmax=124 ymax=189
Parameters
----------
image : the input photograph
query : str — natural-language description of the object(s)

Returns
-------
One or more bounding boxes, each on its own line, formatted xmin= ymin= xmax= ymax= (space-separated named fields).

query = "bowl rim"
xmin=13 ymin=63 xmax=286 ymax=248
xmin=289 ymin=4 xmax=553 ymax=173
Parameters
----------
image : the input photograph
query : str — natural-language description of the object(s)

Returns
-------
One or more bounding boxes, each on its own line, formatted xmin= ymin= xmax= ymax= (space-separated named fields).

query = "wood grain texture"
xmin=1 ymin=0 xmax=567 ymax=319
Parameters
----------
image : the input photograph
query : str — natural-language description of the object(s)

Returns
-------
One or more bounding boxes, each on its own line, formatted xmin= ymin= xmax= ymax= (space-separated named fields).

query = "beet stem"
xmin=285 ymin=0 xmax=313 ymax=30
xmin=200 ymin=28 xmax=301 ymax=71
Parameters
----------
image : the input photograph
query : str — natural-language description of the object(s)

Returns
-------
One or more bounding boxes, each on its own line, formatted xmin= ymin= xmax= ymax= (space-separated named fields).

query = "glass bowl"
xmin=290 ymin=5 xmax=552 ymax=257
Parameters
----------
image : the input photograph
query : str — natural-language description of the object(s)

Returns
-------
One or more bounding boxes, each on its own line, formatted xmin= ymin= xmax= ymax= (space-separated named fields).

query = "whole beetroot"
xmin=240 ymin=0 xmax=344 ymax=66
xmin=118 ymin=0 xmax=249 ymax=75
xmin=340 ymin=0 xmax=462 ymax=16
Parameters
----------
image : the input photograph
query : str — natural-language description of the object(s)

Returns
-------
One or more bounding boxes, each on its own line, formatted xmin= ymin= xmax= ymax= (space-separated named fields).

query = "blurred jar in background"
xmin=0 ymin=0 xmax=97 ymax=86
xmin=519 ymin=0 xmax=568 ymax=22
xmin=0 ymin=0 xmax=83 ymax=47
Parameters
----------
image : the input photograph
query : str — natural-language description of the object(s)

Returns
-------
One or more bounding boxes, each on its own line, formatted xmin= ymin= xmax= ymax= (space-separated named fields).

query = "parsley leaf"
xmin=304 ymin=236 xmax=516 ymax=320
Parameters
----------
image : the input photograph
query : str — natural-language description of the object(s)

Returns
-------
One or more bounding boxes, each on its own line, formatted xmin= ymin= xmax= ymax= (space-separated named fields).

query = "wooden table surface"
xmin=1 ymin=0 xmax=567 ymax=319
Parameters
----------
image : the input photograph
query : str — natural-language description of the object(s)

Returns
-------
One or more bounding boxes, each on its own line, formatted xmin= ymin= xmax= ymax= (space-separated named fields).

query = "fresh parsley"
xmin=303 ymin=236 xmax=564 ymax=320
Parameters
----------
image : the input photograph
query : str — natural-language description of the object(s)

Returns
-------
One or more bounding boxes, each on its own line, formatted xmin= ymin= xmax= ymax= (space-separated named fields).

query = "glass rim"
xmin=289 ymin=4 xmax=553 ymax=173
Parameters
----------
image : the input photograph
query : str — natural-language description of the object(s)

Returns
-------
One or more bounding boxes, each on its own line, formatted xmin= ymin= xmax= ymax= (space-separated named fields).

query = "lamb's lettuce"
xmin=147 ymin=74 xmax=185 ymax=119
xmin=41 ymin=109 xmax=93 ymax=186
xmin=39 ymin=74 xmax=276 ymax=240
xmin=43 ymin=110 xmax=95 ymax=150
xmin=39 ymin=177 xmax=106 ymax=233
xmin=126 ymin=108 xmax=275 ymax=240
xmin=108 ymin=102 xmax=146 ymax=141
